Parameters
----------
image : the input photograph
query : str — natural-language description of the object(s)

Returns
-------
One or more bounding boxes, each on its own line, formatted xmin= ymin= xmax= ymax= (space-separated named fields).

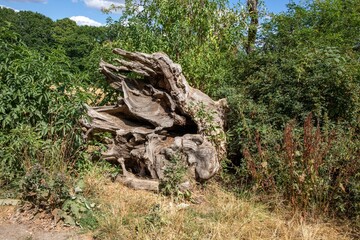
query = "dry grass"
xmin=82 ymin=171 xmax=352 ymax=240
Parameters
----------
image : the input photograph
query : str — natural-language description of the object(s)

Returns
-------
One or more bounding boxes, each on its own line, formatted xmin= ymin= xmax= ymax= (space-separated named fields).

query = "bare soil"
xmin=0 ymin=205 xmax=92 ymax=240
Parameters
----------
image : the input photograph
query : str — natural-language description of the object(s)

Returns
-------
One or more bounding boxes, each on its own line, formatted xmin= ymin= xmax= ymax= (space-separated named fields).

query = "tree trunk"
xmin=246 ymin=0 xmax=259 ymax=54
xmin=81 ymin=49 xmax=227 ymax=191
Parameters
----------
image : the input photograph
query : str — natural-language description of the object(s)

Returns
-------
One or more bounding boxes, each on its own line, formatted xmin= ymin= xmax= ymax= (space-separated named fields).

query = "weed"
xmin=241 ymin=113 xmax=360 ymax=221
xmin=190 ymin=101 xmax=226 ymax=155
xmin=21 ymin=164 xmax=69 ymax=212
xmin=159 ymin=153 xmax=190 ymax=200
xmin=144 ymin=204 xmax=166 ymax=230
xmin=61 ymin=193 xmax=98 ymax=229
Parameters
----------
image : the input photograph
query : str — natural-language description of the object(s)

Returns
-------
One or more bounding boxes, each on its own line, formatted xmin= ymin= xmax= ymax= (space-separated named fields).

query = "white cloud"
xmin=70 ymin=16 xmax=103 ymax=27
xmin=0 ymin=4 xmax=19 ymax=12
xmin=81 ymin=0 xmax=124 ymax=13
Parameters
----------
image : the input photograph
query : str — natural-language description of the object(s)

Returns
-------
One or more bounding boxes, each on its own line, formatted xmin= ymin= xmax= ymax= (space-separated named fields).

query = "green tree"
xmin=0 ymin=24 xmax=94 ymax=184
xmin=262 ymin=0 xmax=360 ymax=51
xmin=0 ymin=8 xmax=54 ymax=50
xmin=15 ymin=11 xmax=55 ymax=49
xmin=245 ymin=0 xmax=259 ymax=54
xmin=236 ymin=0 xmax=360 ymax=124
xmin=225 ymin=1 xmax=360 ymax=222
xmin=0 ymin=24 xmax=91 ymax=133
xmin=53 ymin=18 xmax=107 ymax=71
xmin=0 ymin=8 xmax=18 ymax=27
xmin=107 ymin=0 xmax=246 ymax=93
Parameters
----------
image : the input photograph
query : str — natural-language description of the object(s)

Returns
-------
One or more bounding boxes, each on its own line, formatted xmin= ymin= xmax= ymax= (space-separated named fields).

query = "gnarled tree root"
xmin=81 ymin=49 xmax=227 ymax=191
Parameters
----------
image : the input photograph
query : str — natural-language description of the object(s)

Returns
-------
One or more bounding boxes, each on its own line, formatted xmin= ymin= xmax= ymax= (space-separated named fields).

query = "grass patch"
xmin=82 ymin=170 xmax=352 ymax=240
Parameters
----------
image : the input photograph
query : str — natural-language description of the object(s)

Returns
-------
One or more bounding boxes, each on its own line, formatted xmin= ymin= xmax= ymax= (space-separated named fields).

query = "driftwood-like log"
xmin=81 ymin=49 xmax=227 ymax=191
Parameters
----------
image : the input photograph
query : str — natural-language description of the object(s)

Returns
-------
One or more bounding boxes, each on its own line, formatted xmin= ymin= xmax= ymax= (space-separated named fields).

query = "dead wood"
xmin=81 ymin=49 xmax=227 ymax=191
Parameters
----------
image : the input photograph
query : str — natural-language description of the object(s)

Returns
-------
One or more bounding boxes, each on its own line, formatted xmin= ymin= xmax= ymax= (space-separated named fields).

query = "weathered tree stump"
xmin=81 ymin=49 xmax=227 ymax=191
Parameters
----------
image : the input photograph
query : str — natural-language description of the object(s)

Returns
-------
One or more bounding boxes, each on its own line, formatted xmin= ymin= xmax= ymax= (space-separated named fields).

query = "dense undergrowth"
xmin=0 ymin=0 xmax=359 ymax=236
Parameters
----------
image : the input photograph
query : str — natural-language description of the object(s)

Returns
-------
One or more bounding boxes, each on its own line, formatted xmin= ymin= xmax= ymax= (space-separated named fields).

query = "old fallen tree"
xmin=81 ymin=49 xmax=227 ymax=191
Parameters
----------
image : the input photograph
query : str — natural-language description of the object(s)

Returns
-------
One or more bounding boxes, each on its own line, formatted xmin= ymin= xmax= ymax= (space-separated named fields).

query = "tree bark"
xmin=246 ymin=0 xmax=259 ymax=54
xmin=81 ymin=49 xmax=227 ymax=191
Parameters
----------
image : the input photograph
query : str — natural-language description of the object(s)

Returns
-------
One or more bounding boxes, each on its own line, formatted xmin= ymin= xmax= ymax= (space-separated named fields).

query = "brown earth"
xmin=0 ymin=205 xmax=92 ymax=240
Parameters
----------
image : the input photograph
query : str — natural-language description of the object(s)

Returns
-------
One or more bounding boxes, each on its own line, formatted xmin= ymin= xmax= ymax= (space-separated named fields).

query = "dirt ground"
xmin=0 ymin=205 xmax=93 ymax=240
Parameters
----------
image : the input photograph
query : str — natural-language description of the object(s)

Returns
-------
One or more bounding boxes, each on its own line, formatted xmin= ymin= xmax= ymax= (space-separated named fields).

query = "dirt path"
xmin=0 ymin=205 xmax=92 ymax=240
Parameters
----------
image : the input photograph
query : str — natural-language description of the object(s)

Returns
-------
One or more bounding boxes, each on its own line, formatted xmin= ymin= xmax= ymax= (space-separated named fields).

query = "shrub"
xmin=159 ymin=153 xmax=190 ymax=200
xmin=238 ymin=113 xmax=360 ymax=221
xmin=0 ymin=25 xmax=93 ymax=186
xmin=238 ymin=46 xmax=360 ymax=126
xmin=21 ymin=164 xmax=70 ymax=211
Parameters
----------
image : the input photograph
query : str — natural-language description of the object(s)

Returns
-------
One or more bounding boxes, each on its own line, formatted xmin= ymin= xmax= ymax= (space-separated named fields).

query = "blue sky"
xmin=0 ymin=0 xmax=299 ymax=26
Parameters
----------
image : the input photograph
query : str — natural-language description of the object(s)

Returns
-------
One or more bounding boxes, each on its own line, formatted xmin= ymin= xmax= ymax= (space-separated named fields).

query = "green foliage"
xmin=1 ymin=0 xmax=359 ymax=228
xmin=233 ymin=0 xmax=360 ymax=125
xmin=159 ymin=154 xmax=190 ymax=200
xmin=21 ymin=165 xmax=70 ymax=211
xmin=15 ymin=11 xmax=54 ymax=49
xmin=239 ymin=45 xmax=360 ymax=125
xmin=0 ymin=8 xmax=107 ymax=73
xmin=61 ymin=192 xmax=98 ymax=229
xmin=0 ymin=25 xmax=90 ymax=132
xmin=225 ymin=90 xmax=282 ymax=162
xmin=0 ymin=123 xmax=85 ymax=184
xmin=0 ymin=24 xmax=93 ymax=189
xmin=224 ymin=0 xmax=360 ymax=224
xmin=0 ymin=9 xmax=55 ymax=50
xmin=191 ymin=102 xmax=226 ymax=152
xmin=52 ymin=18 xmax=107 ymax=72
xmin=108 ymin=0 xmax=244 ymax=93
xmin=263 ymin=0 xmax=360 ymax=50
xmin=232 ymin=113 xmax=360 ymax=221
xmin=21 ymin=166 xmax=98 ymax=228
xmin=0 ymin=125 xmax=45 ymax=184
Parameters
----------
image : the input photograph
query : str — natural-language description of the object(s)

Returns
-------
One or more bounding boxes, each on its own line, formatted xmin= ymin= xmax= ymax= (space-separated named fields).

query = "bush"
xmin=0 ymin=37 xmax=89 ymax=132
xmin=0 ymin=125 xmax=42 ymax=184
xmin=222 ymin=1 xmax=360 ymax=225
xmin=236 ymin=113 xmax=360 ymax=221
xmin=0 ymin=25 xmax=94 ymax=187
xmin=21 ymin=164 xmax=70 ymax=211
xmin=237 ymin=46 xmax=360 ymax=126
xmin=159 ymin=153 xmax=190 ymax=200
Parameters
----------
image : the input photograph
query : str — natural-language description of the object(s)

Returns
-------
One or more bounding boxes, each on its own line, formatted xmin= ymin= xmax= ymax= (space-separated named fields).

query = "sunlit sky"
xmin=0 ymin=0 xmax=299 ymax=27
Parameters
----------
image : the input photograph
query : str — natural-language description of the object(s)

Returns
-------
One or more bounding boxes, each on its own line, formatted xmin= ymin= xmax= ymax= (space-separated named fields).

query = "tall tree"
xmin=245 ymin=0 xmax=259 ymax=54
xmin=108 ymin=0 xmax=245 ymax=92
xmin=239 ymin=0 xmax=360 ymax=123
xmin=52 ymin=18 xmax=106 ymax=71
xmin=0 ymin=9 xmax=54 ymax=50
xmin=15 ymin=11 xmax=54 ymax=49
